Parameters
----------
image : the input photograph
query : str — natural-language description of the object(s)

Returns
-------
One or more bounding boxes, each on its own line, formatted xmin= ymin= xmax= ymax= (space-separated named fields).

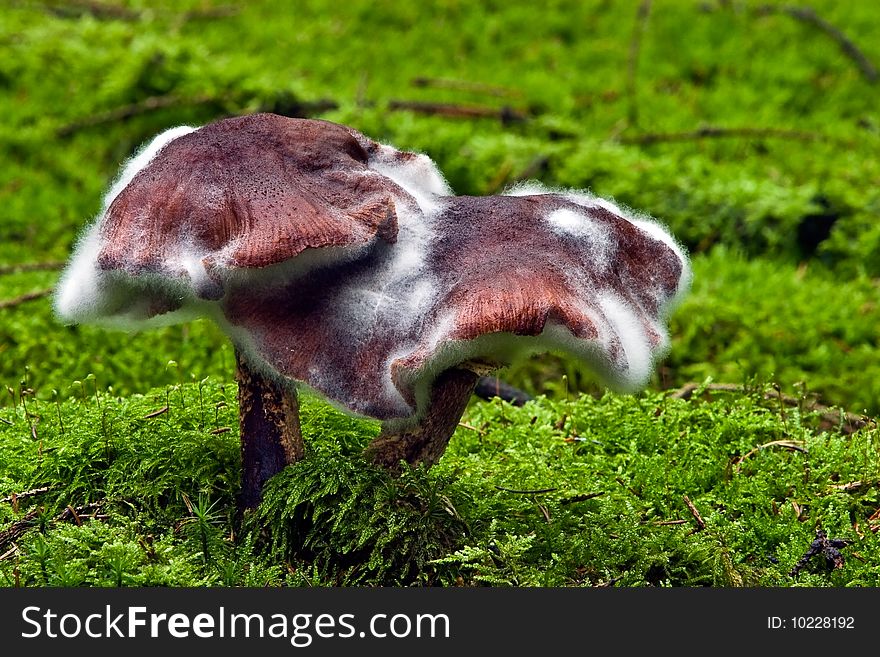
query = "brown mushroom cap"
xmin=223 ymin=192 xmax=689 ymax=422
xmin=55 ymin=114 xmax=441 ymax=325
xmin=56 ymin=115 xmax=689 ymax=426
xmin=99 ymin=114 xmax=404 ymax=295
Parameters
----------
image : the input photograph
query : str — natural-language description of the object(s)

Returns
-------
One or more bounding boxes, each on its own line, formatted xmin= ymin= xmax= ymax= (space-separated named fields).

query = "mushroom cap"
xmin=56 ymin=115 xmax=689 ymax=425
xmin=55 ymin=114 xmax=446 ymax=325
xmin=223 ymin=191 xmax=690 ymax=421
xmin=102 ymin=114 xmax=402 ymax=274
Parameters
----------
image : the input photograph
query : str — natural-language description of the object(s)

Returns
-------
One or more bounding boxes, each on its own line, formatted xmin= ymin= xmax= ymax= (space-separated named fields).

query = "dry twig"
xmin=625 ymin=0 xmax=653 ymax=127
xmin=735 ymin=440 xmax=807 ymax=469
xmin=494 ymin=485 xmax=558 ymax=495
xmin=410 ymin=77 xmax=522 ymax=98
xmin=829 ymin=480 xmax=876 ymax=494
xmin=0 ymin=288 xmax=54 ymax=310
xmin=457 ymin=422 xmax=485 ymax=435
xmin=56 ymin=94 xmax=221 ymax=137
xmin=650 ymin=519 xmax=688 ymax=526
xmin=0 ymin=486 xmax=52 ymax=505
xmin=619 ymin=126 xmax=825 ymax=146
xmin=559 ymin=492 xmax=605 ymax=505
xmin=683 ymin=494 xmax=706 ymax=531
xmin=142 ymin=406 xmax=169 ymax=419
xmin=0 ymin=509 xmax=40 ymax=551
xmin=0 ymin=544 xmax=19 ymax=561
xmin=388 ymin=100 xmax=528 ymax=124
xmin=0 ymin=504 xmax=105 ymax=555
xmin=755 ymin=4 xmax=878 ymax=83
xmin=0 ymin=262 xmax=64 ymax=276
xmin=668 ymin=381 xmax=871 ymax=435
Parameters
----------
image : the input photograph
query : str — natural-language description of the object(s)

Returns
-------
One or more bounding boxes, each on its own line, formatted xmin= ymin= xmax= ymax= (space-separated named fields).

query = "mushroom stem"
xmin=365 ymin=368 xmax=479 ymax=472
xmin=234 ymin=349 xmax=304 ymax=510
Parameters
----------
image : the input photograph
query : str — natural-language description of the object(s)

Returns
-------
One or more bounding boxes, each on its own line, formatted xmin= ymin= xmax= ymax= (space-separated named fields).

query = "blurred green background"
xmin=2 ymin=0 xmax=878 ymax=413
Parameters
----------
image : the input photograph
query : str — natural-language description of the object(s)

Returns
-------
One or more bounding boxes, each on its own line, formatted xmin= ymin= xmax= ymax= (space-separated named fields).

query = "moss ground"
xmin=1 ymin=0 xmax=878 ymax=586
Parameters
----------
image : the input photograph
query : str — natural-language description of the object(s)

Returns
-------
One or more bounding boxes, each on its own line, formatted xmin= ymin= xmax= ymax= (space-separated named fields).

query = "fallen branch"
xmin=559 ymin=492 xmax=605 ymax=505
xmin=0 ymin=288 xmax=54 ymax=310
xmin=668 ymin=381 xmax=871 ymax=435
xmin=0 ymin=262 xmax=64 ymax=276
xmin=0 ymin=509 xmax=40 ymax=551
xmin=410 ymin=77 xmax=522 ymax=98
xmin=0 ymin=486 xmax=52 ymax=505
xmin=0 ymin=501 xmax=106 ymax=552
xmin=457 ymin=422 xmax=485 ymax=435
xmin=595 ymin=575 xmax=624 ymax=587
xmin=494 ymin=485 xmax=558 ymax=495
xmin=868 ymin=507 xmax=880 ymax=533
xmin=387 ymin=100 xmax=528 ymax=124
xmin=38 ymin=0 xmax=142 ymax=20
xmin=474 ymin=376 xmax=534 ymax=406
xmin=57 ymin=93 xmax=339 ymax=138
xmin=55 ymin=502 xmax=103 ymax=525
xmin=56 ymin=94 xmax=221 ymax=137
xmin=142 ymin=406 xmax=169 ymax=419
xmin=735 ymin=440 xmax=807 ymax=469
xmin=618 ymin=126 xmax=825 ymax=145
xmin=683 ymin=494 xmax=706 ymax=531
xmin=831 ymin=480 xmax=876 ymax=494
xmin=755 ymin=4 xmax=878 ymax=83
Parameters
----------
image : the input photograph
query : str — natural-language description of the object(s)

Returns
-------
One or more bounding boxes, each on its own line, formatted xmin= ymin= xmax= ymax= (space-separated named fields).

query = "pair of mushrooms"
xmin=55 ymin=113 xmax=690 ymax=510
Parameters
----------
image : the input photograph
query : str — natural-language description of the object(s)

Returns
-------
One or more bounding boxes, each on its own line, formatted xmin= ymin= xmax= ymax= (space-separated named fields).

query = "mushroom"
xmin=55 ymin=113 xmax=690 ymax=510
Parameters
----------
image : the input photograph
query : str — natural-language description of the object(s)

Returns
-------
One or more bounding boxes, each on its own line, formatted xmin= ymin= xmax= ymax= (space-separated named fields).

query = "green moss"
xmin=1 ymin=380 xmax=878 ymax=587
xmin=1 ymin=0 xmax=879 ymax=586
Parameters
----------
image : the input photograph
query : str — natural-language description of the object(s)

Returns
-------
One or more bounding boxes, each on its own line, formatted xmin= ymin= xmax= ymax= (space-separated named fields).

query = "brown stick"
xmin=365 ymin=368 xmax=479 ymax=472
xmin=0 ymin=501 xmax=103 ymax=552
xmin=0 ymin=288 xmax=54 ymax=310
xmin=668 ymin=381 xmax=870 ymax=435
xmin=0 ymin=510 xmax=40 ymax=551
xmin=494 ymin=486 xmax=558 ymax=495
xmin=387 ymin=100 xmax=528 ymax=124
xmin=0 ymin=262 xmax=64 ymax=276
xmin=755 ymin=4 xmax=878 ymax=83
xmin=410 ymin=77 xmax=523 ymax=98
xmin=56 ymin=94 xmax=220 ymax=137
xmin=625 ymin=0 xmax=653 ymax=127
xmin=734 ymin=439 xmax=807 ymax=470
xmin=619 ymin=126 xmax=825 ymax=145
xmin=0 ymin=486 xmax=52 ymax=504
xmin=57 ymin=94 xmax=339 ymax=138
xmin=235 ymin=350 xmax=304 ymax=510
xmin=683 ymin=494 xmax=706 ymax=532
xmin=38 ymin=0 xmax=143 ymax=20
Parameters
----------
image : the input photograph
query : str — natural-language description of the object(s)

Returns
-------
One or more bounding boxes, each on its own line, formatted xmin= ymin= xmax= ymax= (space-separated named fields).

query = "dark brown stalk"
xmin=365 ymin=368 xmax=479 ymax=472
xmin=235 ymin=350 xmax=304 ymax=511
